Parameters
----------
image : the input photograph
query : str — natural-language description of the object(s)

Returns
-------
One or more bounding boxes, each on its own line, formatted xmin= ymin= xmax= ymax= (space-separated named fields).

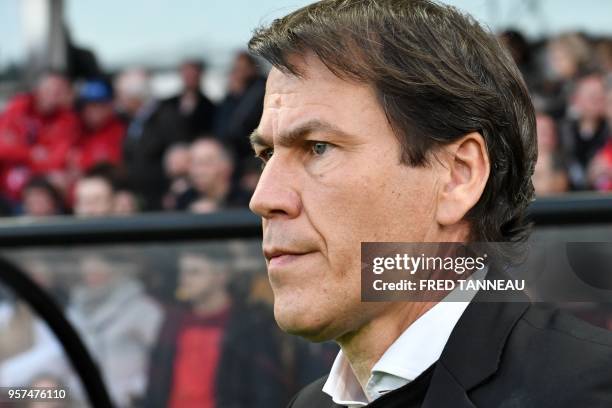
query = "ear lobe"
xmin=436 ymin=132 xmax=490 ymax=227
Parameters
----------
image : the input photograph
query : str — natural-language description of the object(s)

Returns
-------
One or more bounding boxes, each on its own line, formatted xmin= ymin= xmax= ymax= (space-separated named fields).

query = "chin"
xmin=273 ymin=299 xmax=337 ymax=342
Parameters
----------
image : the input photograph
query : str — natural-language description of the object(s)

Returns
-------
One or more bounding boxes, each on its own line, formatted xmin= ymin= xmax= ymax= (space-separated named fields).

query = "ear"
xmin=435 ymin=132 xmax=490 ymax=227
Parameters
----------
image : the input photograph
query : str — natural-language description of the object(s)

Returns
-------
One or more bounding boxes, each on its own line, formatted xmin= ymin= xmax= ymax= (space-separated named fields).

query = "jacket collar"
xmin=423 ymin=266 xmax=530 ymax=407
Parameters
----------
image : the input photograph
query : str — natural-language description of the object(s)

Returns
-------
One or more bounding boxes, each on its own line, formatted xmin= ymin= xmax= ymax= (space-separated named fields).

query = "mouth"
xmin=264 ymin=248 xmax=316 ymax=268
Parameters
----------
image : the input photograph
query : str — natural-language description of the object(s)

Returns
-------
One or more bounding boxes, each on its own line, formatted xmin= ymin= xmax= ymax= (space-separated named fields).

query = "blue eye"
xmin=311 ymin=142 xmax=329 ymax=155
xmin=263 ymin=148 xmax=274 ymax=160
xmin=256 ymin=148 xmax=274 ymax=166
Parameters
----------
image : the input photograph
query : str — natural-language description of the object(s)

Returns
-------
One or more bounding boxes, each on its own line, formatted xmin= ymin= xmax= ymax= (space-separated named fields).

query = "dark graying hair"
xmin=249 ymin=0 xmax=537 ymax=261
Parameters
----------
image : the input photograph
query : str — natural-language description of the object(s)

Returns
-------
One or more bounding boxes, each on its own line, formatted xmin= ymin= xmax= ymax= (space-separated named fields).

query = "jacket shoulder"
xmin=519 ymin=304 xmax=612 ymax=350
xmin=485 ymin=304 xmax=612 ymax=407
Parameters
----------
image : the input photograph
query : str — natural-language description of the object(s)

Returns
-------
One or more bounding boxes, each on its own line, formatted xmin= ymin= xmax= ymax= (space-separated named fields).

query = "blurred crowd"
xmin=0 ymin=243 xmax=337 ymax=407
xmin=499 ymin=30 xmax=612 ymax=195
xmin=0 ymin=51 xmax=263 ymax=218
xmin=0 ymin=30 xmax=611 ymax=219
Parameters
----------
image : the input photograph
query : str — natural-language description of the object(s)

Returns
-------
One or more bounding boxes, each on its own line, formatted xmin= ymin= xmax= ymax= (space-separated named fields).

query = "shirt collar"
xmin=322 ymin=267 xmax=487 ymax=407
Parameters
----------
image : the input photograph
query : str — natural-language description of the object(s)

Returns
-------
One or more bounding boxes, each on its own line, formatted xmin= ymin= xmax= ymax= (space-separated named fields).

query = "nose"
xmin=249 ymin=156 xmax=301 ymax=219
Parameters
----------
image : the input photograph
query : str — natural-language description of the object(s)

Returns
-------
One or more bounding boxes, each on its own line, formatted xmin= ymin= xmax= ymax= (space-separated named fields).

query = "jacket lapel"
xmin=422 ymin=266 xmax=531 ymax=407
xmin=422 ymin=364 xmax=476 ymax=408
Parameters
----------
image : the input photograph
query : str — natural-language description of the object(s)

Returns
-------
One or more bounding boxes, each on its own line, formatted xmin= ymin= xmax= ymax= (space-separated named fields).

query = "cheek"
xmin=306 ymin=163 xmax=435 ymax=249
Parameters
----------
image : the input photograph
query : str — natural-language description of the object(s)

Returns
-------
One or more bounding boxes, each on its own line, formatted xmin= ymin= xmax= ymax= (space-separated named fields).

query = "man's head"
xmin=78 ymin=79 xmax=115 ymax=131
xmin=571 ymin=74 xmax=606 ymax=122
xmin=114 ymin=68 xmax=151 ymax=116
xmin=179 ymin=59 xmax=204 ymax=92
xmin=189 ymin=138 xmax=234 ymax=195
xmin=228 ymin=51 xmax=259 ymax=94
xmin=248 ymin=0 xmax=536 ymax=340
xmin=547 ymin=33 xmax=591 ymax=81
xmin=176 ymin=248 xmax=230 ymax=306
xmin=74 ymin=168 xmax=116 ymax=217
xmin=164 ymin=143 xmax=191 ymax=180
xmin=22 ymin=177 xmax=63 ymax=217
xmin=34 ymin=71 xmax=72 ymax=115
xmin=535 ymin=113 xmax=559 ymax=154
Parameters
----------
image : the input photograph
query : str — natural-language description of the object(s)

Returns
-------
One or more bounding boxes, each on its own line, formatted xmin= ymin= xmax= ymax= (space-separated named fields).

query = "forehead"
xmin=259 ymin=53 xmax=384 ymax=138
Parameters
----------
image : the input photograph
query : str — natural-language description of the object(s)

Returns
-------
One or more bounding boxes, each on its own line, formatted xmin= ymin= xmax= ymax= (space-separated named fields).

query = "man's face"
xmin=35 ymin=75 xmax=72 ymax=115
xmin=249 ymin=54 xmax=441 ymax=341
xmin=74 ymin=178 xmax=114 ymax=217
xmin=180 ymin=63 xmax=202 ymax=91
xmin=177 ymin=254 xmax=226 ymax=302
xmin=189 ymin=141 xmax=230 ymax=193
xmin=23 ymin=187 xmax=57 ymax=217
xmin=82 ymin=102 xmax=113 ymax=130
xmin=573 ymin=76 xmax=606 ymax=120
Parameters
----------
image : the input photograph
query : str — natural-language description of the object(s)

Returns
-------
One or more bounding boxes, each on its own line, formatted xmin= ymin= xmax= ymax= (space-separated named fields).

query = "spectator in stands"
xmin=0 ymin=71 xmax=79 ymax=203
xmin=70 ymin=79 xmax=126 ymax=175
xmin=116 ymin=68 xmax=189 ymax=210
xmin=214 ymin=51 xmax=266 ymax=180
xmin=533 ymin=113 xmax=569 ymax=195
xmin=113 ymin=187 xmax=140 ymax=215
xmin=162 ymin=143 xmax=191 ymax=210
xmin=21 ymin=176 xmax=65 ymax=217
xmin=587 ymin=79 xmax=612 ymax=191
xmin=68 ymin=251 xmax=163 ymax=407
xmin=559 ymin=73 xmax=609 ymax=189
xmin=176 ymin=138 xmax=250 ymax=212
xmin=145 ymin=247 xmax=232 ymax=408
xmin=544 ymin=33 xmax=593 ymax=118
xmin=594 ymin=39 xmax=612 ymax=74
xmin=161 ymin=59 xmax=216 ymax=138
xmin=73 ymin=167 xmax=116 ymax=216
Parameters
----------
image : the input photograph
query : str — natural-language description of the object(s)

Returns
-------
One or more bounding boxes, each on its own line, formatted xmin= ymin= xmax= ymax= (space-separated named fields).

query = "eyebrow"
xmin=250 ymin=119 xmax=354 ymax=150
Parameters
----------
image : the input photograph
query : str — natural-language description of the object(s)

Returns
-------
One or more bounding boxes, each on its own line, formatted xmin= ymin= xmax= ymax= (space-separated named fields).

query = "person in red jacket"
xmin=70 ymin=79 xmax=126 ymax=173
xmin=0 ymin=71 xmax=79 ymax=202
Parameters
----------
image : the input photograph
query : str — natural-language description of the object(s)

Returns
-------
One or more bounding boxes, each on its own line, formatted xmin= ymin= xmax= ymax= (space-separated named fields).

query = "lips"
xmin=264 ymin=248 xmax=315 ymax=268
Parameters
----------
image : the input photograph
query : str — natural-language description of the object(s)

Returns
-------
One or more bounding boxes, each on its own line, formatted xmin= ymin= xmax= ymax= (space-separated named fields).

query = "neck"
xmin=337 ymin=301 xmax=436 ymax=389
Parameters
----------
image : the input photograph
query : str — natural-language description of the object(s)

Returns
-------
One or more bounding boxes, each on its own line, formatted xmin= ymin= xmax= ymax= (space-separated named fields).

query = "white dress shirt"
xmin=322 ymin=268 xmax=486 ymax=407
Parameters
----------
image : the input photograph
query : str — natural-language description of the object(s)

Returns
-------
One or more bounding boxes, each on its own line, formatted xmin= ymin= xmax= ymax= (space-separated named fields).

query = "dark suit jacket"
xmin=288 ymin=280 xmax=612 ymax=407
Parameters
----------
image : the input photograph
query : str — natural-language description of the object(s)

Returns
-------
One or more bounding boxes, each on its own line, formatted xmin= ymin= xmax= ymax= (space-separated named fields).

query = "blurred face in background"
xmin=22 ymin=186 xmax=59 ymax=217
xmin=80 ymin=256 xmax=115 ymax=288
xmin=114 ymin=69 xmax=150 ymax=116
xmin=35 ymin=74 xmax=72 ymax=115
xmin=176 ymin=254 xmax=227 ymax=302
xmin=229 ymin=53 xmax=258 ymax=94
xmin=74 ymin=177 xmax=114 ymax=216
xmin=81 ymin=102 xmax=114 ymax=130
xmin=164 ymin=145 xmax=190 ymax=179
xmin=536 ymin=113 xmax=559 ymax=154
xmin=548 ymin=42 xmax=577 ymax=80
xmin=189 ymin=140 xmax=232 ymax=194
xmin=113 ymin=190 xmax=138 ymax=215
xmin=606 ymin=86 xmax=612 ymax=125
xmin=572 ymin=75 xmax=606 ymax=121
xmin=180 ymin=62 xmax=202 ymax=92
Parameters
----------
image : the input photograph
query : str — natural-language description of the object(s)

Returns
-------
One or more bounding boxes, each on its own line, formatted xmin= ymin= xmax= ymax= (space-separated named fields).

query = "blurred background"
xmin=0 ymin=1 xmax=611 ymax=407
